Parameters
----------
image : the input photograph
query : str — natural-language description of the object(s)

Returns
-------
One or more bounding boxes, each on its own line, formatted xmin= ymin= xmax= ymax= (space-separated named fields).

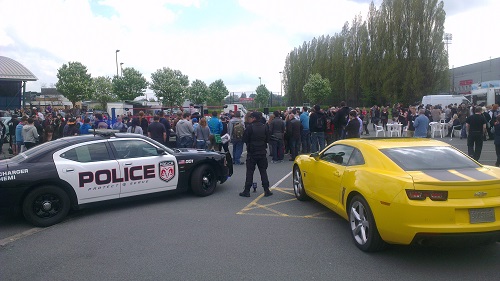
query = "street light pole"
xmin=259 ymin=77 xmax=261 ymax=85
xmin=444 ymin=33 xmax=452 ymax=93
xmin=279 ymin=71 xmax=283 ymax=106
xmin=115 ymin=49 xmax=120 ymax=77
xmin=120 ymin=62 xmax=124 ymax=76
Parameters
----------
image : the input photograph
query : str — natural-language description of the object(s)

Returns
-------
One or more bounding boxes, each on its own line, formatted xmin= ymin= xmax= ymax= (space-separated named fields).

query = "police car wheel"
xmin=22 ymin=186 xmax=71 ymax=227
xmin=191 ymin=164 xmax=216 ymax=197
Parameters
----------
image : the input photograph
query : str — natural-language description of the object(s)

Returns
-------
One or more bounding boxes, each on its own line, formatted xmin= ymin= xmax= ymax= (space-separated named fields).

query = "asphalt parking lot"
xmin=1 ymin=126 xmax=499 ymax=281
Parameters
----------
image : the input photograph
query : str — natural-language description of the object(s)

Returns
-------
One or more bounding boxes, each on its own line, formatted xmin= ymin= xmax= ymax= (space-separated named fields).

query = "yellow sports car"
xmin=293 ymin=138 xmax=500 ymax=252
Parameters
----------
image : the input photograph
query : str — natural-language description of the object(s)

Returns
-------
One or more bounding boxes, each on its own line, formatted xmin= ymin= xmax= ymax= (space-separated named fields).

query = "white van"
xmin=223 ymin=104 xmax=247 ymax=115
xmin=421 ymin=94 xmax=470 ymax=106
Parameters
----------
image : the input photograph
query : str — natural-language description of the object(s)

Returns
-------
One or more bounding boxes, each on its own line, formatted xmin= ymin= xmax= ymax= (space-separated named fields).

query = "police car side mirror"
xmin=156 ymin=148 xmax=166 ymax=155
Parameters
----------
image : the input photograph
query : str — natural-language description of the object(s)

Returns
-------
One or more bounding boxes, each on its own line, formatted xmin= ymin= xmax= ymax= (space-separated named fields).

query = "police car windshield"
xmin=381 ymin=146 xmax=480 ymax=171
xmin=11 ymin=140 xmax=67 ymax=162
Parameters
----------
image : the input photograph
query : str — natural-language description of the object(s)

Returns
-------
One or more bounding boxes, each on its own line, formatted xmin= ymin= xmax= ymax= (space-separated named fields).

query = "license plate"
xmin=469 ymin=208 xmax=495 ymax=224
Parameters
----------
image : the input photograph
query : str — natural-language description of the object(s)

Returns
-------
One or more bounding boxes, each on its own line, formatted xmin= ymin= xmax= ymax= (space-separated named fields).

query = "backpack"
xmin=316 ymin=113 xmax=325 ymax=130
xmin=231 ymin=122 xmax=244 ymax=140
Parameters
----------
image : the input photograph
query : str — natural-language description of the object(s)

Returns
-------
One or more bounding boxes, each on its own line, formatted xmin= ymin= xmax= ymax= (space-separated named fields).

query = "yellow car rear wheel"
xmin=348 ymin=195 xmax=386 ymax=252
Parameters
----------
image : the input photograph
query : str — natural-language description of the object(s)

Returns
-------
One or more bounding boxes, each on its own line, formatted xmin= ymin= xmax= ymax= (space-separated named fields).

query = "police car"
xmin=0 ymin=131 xmax=232 ymax=227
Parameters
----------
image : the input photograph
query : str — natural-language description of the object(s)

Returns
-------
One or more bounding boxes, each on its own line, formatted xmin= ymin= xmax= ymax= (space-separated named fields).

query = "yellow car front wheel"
xmin=348 ymin=195 xmax=386 ymax=252
xmin=293 ymin=166 xmax=309 ymax=201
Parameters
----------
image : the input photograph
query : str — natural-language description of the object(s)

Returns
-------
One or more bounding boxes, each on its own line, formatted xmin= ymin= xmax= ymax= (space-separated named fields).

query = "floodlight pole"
xmin=115 ymin=49 xmax=120 ymax=77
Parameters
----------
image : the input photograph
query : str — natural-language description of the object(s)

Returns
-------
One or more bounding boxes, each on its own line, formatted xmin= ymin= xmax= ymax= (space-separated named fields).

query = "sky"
xmin=1 ymin=0 xmax=499 ymax=99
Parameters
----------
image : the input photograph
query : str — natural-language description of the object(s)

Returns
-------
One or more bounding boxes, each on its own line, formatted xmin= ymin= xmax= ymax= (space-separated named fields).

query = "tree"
xmin=150 ymin=67 xmax=189 ymax=107
xmin=187 ymin=79 xmax=209 ymax=105
xmin=55 ymin=61 xmax=93 ymax=107
xmin=208 ymin=79 xmax=229 ymax=105
xmin=303 ymin=73 xmax=331 ymax=105
xmin=112 ymin=67 xmax=148 ymax=101
xmin=282 ymin=0 xmax=447 ymax=106
xmin=254 ymin=84 xmax=270 ymax=108
xmin=93 ymin=76 xmax=116 ymax=110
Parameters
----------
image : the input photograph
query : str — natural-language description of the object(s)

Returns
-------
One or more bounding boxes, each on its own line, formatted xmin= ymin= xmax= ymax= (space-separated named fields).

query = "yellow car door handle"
xmin=333 ymin=171 xmax=340 ymax=177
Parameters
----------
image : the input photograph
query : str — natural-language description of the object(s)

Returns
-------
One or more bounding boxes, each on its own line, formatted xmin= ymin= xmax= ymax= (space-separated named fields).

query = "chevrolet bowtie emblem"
xmin=474 ymin=192 xmax=487 ymax=197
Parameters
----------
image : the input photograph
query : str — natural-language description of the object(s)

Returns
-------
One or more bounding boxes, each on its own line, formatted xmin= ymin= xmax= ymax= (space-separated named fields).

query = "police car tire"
xmin=191 ymin=164 xmax=216 ymax=197
xmin=22 ymin=185 xmax=71 ymax=227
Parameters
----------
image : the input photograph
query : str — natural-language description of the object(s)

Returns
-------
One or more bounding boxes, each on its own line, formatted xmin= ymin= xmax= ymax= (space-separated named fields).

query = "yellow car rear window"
xmin=381 ymin=146 xmax=479 ymax=171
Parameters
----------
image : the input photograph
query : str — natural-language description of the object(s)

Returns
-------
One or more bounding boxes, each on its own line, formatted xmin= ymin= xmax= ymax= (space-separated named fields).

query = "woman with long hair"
xmin=195 ymin=117 xmax=210 ymax=149
xmin=127 ymin=118 xmax=144 ymax=134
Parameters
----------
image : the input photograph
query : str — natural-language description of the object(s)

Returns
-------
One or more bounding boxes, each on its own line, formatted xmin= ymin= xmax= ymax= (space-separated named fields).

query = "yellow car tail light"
xmin=406 ymin=190 xmax=448 ymax=201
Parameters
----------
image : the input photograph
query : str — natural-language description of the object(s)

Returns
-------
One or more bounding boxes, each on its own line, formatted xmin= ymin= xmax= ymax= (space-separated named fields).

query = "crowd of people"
xmin=1 ymin=101 xmax=499 ymax=171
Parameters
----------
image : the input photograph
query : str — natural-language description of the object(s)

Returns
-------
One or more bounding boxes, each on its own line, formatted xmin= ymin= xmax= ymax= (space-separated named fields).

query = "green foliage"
xmin=150 ymin=67 xmax=189 ymax=107
xmin=187 ymin=79 xmax=209 ymax=105
xmin=55 ymin=61 xmax=93 ymax=107
xmin=283 ymin=0 xmax=448 ymax=106
xmin=112 ymin=67 xmax=148 ymax=101
xmin=208 ymin=79 xmax=229 ymax=105
xmin=255 ymin=84 xmax=270 ymax=107
xmin=93 ymin=76 xmax=116 ymax=110
xmin=303 ymin=73 xmax=331 ymax=105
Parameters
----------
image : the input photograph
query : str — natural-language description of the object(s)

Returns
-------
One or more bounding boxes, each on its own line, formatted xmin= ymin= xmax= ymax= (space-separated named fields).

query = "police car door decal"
xmin=159 ymin=161 xmax=175 ymax=182
xmin=54 ymin=141 xmax=121 ymax=204
xmin=110 ymin=139 xmax=179 ymax=198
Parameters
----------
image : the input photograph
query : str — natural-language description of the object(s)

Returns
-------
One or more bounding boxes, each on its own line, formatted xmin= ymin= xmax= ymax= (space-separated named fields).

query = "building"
xmin=32 ymin=88 xmax=73 ymax=108
xmin=450 ymin=57 xmax=500 ymax=95
xmin=0 ymin=56 xmax=38 ymax=110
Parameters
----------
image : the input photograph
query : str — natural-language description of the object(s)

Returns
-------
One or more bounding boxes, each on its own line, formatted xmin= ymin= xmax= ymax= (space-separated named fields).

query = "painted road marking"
xmin=237 ymin=172 xmax=336 ymax=220
xmin=237 ymin=187 xmax=336 ymax=220
xmin=0 ymin=227 xmax=44 ymax=247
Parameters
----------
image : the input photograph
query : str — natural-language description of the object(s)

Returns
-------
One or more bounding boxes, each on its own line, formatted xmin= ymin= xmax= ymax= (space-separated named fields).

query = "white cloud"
xmin=1 ymin=0 xmax=499 ymax=98
xmin=444 ymin=0 xmax=500 ymax=67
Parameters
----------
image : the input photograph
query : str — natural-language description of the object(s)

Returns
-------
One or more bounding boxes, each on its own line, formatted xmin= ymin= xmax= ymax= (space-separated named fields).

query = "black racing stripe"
xmin=456 ymin=169 xmax=496 ymax=181
xmin=422 ymin=170 xmax=467 ymax=181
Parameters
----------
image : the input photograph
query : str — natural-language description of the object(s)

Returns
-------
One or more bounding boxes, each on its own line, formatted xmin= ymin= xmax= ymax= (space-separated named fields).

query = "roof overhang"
xmin=0 ymin=56 xmax=38 ymax=82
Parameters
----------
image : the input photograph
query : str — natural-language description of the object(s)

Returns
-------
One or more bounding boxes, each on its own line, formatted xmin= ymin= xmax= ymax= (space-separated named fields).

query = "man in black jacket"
xmin=239 ymin=112 xmax=272 ymax=197
xmin=345 ymin=110 xmax=361 ymax=139
xmin=466 ymin=106 xmax=487 ymax=161
xmin=332 ymin=101 xmax=350 ymax=140
xmin=309 ymin=105 xmax=327 ymax=153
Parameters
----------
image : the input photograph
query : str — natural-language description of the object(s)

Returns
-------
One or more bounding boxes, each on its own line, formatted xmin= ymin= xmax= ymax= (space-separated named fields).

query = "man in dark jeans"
xmin=287 ymin=113 xmax=302 ymax=161
xmin=269 ymin=111 xmax=285 ymax=163
xmin=466 ymin=106 xmax=487 ymax=161
xmin=239 ymin=112 xmax=272 ymax=198
xmin=309 ymin=105 xmax=327 ymax=153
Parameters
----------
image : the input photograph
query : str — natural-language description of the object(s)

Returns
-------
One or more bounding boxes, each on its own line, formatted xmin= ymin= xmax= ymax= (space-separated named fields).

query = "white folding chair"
xmin=389 ymin=123 xmax=402 ymax=137
xmin=429 ymin=122 xmax=443 ymax=138
xmin=375 ymin=125 xmax=385 ymax=137
xmin=450 ymin=125 xmax=462 ymax=140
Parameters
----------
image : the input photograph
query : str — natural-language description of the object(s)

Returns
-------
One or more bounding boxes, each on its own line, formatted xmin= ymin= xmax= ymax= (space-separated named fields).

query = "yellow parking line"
xmin=237 ymin=186 xmax=336 ymax=220
xmin=304 ymin=211 xmax=333 ymax=218
xmin=243 ymin=198 xmax=297 ymax=211
xmin=273 ymin=187 xmax=295 ymax=196
xmin=240 ymin=212 xmax=336 ymax=220
xmin=253 ymin=203 xmax=289 ymax=217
